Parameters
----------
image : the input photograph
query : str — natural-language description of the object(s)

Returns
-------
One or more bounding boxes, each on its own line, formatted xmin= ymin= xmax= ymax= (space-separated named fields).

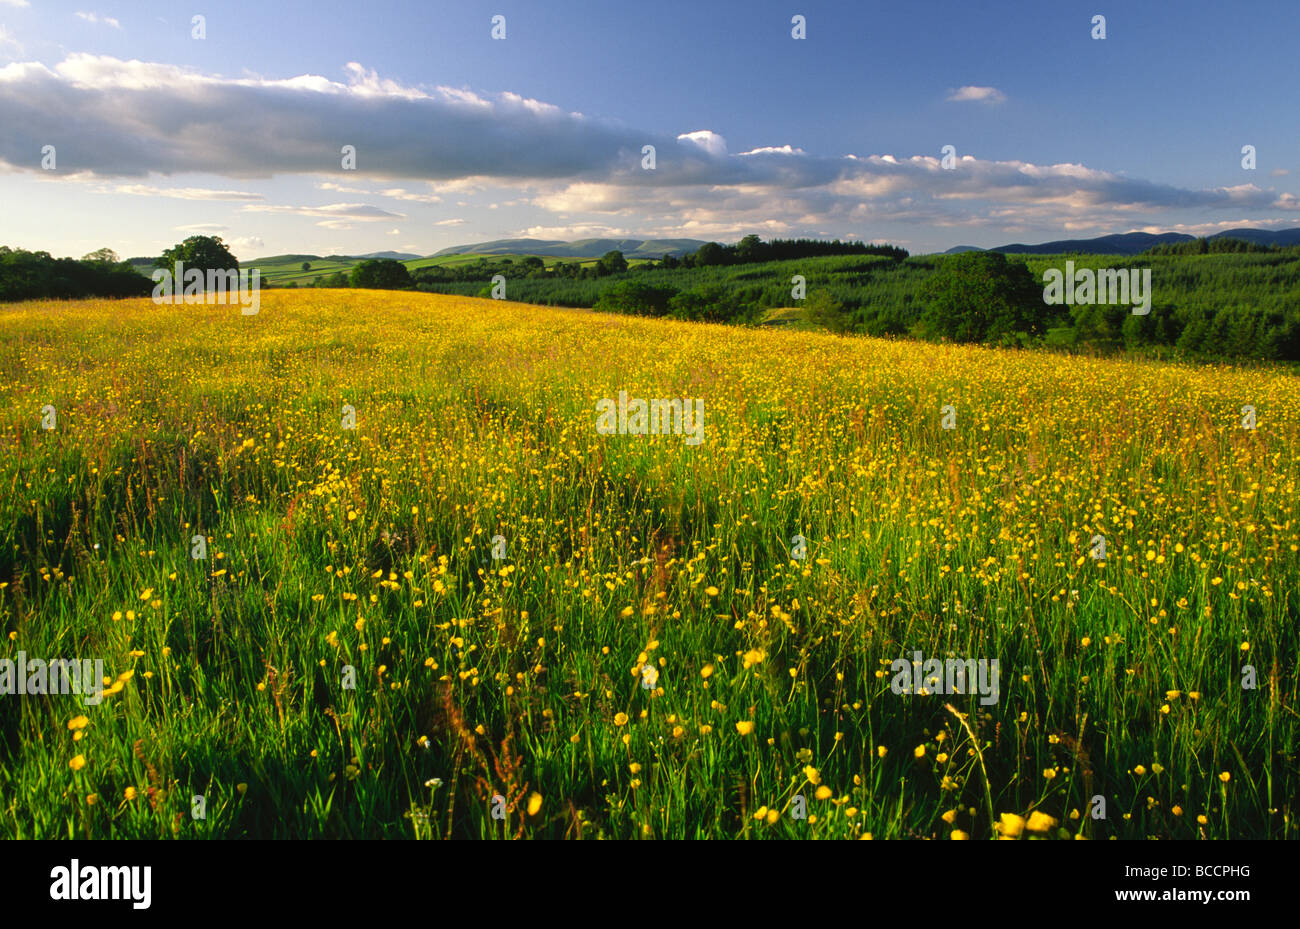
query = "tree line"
xmin=5 ymin=233 xmax=1298 ymax=362
xmin=0 ymin=247 xmax=153 ymax=302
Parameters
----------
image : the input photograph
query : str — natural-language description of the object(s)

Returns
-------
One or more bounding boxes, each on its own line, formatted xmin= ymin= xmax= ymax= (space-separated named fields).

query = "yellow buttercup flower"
xmin=1026 ymin=811 xmax=1057 ymax=833
xmin=998 ymin=813 xmax=1026 ymax=837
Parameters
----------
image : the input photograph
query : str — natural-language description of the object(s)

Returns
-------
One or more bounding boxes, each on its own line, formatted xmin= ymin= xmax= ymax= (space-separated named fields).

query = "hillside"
xmin=405 ymin=248 xmax=1300 ymax=361
xmin=48 ymin=236 xmax=1300 ymax=363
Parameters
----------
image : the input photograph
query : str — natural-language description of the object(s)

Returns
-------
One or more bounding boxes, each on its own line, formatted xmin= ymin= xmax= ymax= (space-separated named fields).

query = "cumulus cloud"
xmin=946 ymin=85 xmax=1006 ymax=104
xmin=529 ymin=153 xmax=1295 ymax=232
xmin=0 ymin=55 xmax=678 ymax=181
xmin=0 ymin=54 xmax=1294 ymax=240
xmin=514 ymin=223 xmax=631 ymax=239
xmin=677 ymin=130 xmax=727 ymax=158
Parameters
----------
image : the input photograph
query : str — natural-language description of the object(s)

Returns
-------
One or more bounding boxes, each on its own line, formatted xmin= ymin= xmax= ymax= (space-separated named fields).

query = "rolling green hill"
xmin=119 ymin=235 xmax=1300 ymax=361
xmin=408 ymin=247 xmax=1300 ymax=362
xmin=197 ymin=251 xmax=658 ymax=286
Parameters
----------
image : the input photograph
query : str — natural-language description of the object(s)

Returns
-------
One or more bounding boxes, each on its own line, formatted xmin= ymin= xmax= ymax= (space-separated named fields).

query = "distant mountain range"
xmin=237 ymin=251 xmax=422 ymax=263
xmin=430 ymin=238 xmax=708 ymax=259
xmin=132 ymin=251 xmax=421 ymax=266
xmin=352 ymin=251 xmax=422 ymax=260
xmin=943 ymin=227 xmax=1300 ymax=256
xmin=142 ymin=227 xmax=1300 ymax=272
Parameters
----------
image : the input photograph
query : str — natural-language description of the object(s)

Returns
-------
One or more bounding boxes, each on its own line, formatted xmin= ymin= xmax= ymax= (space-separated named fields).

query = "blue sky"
xmin=1 ymin=0 xmax=1297 ymax=259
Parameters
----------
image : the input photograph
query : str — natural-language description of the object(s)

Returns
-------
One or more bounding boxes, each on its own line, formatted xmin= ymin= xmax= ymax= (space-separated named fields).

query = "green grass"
xmin=2 ymin=289 xmax=1295 ymax=840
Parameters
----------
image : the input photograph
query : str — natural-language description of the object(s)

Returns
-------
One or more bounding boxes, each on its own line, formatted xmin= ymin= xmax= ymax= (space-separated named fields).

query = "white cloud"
xmin=515 ymin=223 xmax=632 ymax=239
xmin=173 ymin=223 xmax=229 ymax=233
xmin=0 ymin=54 xmax=1292 ymax=244
xmin=75 ymin=11 xmax=122 ymax=29
xmin=379 ymin=187 xmax=441 ymax=203
xmin=111 ymin=184 xmax=262 ymax=200
xmin=677 ymin=130 xmax=727 ymax=157
xmin=0 ymin=0 xmax=31 ymax=8
xmin=433 ymin=218 xmax=466 ymax=226
xmin=241 ymin=202 xmax=404 ymax=221
xmin=946 ymin=85 xmax=1006 ymax=104
xmin=532 ymin=182 xmax=631 ymax=213
xmin=317 ymin=181 xmax=371 ymax=194
xmin=0 ymin=54 xmax=655 ymax=180
xmin=738 ymin=145 xmax=805 ymax=157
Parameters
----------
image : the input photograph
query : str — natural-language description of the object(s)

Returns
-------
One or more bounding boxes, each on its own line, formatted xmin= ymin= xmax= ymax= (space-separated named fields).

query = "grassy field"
xmin=232 ymin=252 xmax=658 ymax=287
xmin=245 ymin=256 xmax=359 ymax=285
xmin=1 ymin=290 xmax=1297 ymax=839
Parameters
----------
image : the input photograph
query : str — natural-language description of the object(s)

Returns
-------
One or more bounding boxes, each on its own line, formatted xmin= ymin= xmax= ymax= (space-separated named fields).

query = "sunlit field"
xmin=1 ymin=290 xmax=1296 ymax=839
